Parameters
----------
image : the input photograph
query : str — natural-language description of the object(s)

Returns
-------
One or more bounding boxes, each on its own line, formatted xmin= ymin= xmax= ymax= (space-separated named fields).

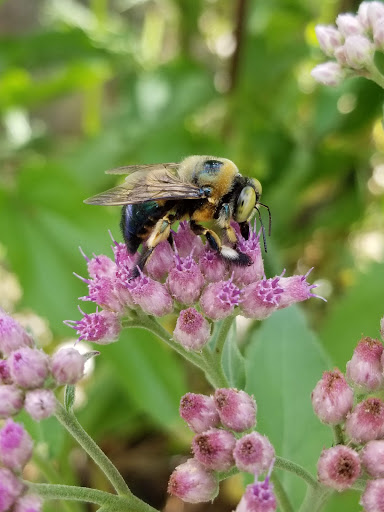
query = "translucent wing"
xmin=84 ymin=166 xmax=203 ymax=206
xmin=105 ymin=162 xmax=179 ymax=175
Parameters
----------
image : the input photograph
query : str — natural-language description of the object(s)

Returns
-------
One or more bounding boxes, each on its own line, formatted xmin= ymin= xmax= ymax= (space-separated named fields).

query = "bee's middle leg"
xmin=130 ymin=214 xmax=176 ymax=278
xmin=189 ymin=220 xmax=251 ymax=266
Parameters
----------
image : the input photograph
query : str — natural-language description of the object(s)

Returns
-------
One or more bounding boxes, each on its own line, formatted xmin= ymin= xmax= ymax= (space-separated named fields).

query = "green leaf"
xmin=245 ymin=307 xmax=332 ymax=509
xmin=222 ymin=321 xmax=246 ymax=388
xmin=64 ymin=385 xmax=76 ymax=412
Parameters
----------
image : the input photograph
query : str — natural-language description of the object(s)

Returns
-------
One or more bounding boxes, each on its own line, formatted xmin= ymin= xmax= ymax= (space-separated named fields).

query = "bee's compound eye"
xmin=251 ymin=178 xmax=262 ymax=196
xmin=234 ymin=186 xmax=256 ymax=223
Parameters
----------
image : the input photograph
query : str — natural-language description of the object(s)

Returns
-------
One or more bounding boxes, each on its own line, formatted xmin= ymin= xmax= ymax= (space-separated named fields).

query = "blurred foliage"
xmin=1 ymin=0 xmax=384 ymax=511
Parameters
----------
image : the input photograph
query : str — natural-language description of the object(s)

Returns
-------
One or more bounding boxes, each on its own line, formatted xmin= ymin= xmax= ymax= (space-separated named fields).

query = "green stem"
xmin=332 ymin=424 xmax=345 ymax=445
xmin=201 ymin=347 xmax=230 ymax=388
xmin=28 ymin=483 xmax=158 ymax=512
xmin=55 ymin=402 xmax=131 ymax=496
xmin=367 ymin=63 xmax=384 ymax=89
xmin=212 ymin=314 xmax=236 ymax=357
xmin=275 ymin=456 xmax=317 ymax=488
xmin=298 ymin=484 xmax=332 ymax=512
xmin=271 ymin=473 xmax=294 ymax=512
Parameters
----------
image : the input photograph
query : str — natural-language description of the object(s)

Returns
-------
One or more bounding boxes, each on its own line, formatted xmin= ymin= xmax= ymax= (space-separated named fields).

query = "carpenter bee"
xmin=84 ymin=155 xmax=271 ymax=277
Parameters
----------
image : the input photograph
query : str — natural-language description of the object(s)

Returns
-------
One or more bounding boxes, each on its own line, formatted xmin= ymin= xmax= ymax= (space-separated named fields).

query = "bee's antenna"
xmin=255 ymin=207 xmax=267 ymax=253
xmin=257 ymin=202 xmax=272 ymax=236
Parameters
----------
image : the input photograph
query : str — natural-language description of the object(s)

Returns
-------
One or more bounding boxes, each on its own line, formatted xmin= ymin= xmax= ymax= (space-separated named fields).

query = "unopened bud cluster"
xmin=312 ymin=2 xmax=384 ymax=86
xmin=168 ymin=388 xmax=276 ymax=511
xmin=67 ymin=222 xmax=323 ymax=346
xmin=312 ymin=316 xmax=384 ymax=511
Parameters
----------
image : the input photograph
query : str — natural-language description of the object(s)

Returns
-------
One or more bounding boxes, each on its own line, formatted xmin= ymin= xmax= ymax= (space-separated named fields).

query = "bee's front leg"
xmin=130 ymin=214 xmax=176 ymax=279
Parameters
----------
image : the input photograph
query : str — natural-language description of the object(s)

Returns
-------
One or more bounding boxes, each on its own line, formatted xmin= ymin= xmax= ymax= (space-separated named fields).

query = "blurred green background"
xmin=0 ymin=0 xmax=383 ymax=510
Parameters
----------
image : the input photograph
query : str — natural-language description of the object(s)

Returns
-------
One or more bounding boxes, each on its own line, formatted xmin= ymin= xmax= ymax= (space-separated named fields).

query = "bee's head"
xmin=233 ymin=178 xmax=262 ymax=223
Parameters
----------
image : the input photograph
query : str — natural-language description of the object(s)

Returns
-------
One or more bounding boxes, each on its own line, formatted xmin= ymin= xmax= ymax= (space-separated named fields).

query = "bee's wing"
xmin=105 ymin=162 xmax=179 ymax=175
xmin=84 ymin=167 xmax=203 ymax=206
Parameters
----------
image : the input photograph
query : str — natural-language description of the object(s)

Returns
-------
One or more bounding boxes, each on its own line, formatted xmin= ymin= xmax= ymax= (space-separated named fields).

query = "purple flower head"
xmin=0 ymin=310 xmax=33 ymax=357
xmin=179 ymin=393 xmax=220 ymax=433
xmin=127 ymin=268 xmax=173 ymax=316
xmin=214 ymin=388 xmax=257 ymax=432
xmin=236 ymin=477 xmax=277 ymax=512
xmin=13 ymin=494 xmax=43 ymax=512
xmin=173 ymin=308 xmax=211 ymax=351
xmin=173 ymin=221 xmax=204 ymax=259
xmin=79 ymin=275 xmax=125 ymax=313
xmin=114 ymin=265 xmax=135 ymax=308
xmin=361 ymin=440 xmax=384 ymax=478
xmin=109 ymin=232 xmax=136 ymax=268
xmin=0 ymin=385 xmax=24 ymax=418
xmin=199 ymin=247 xmax=227 ymax=282
xmin=317 ymin=445 xmax=360 ymax=491
xmin=0 ymin=359 xmax=12 ymax=384
xmin=311 ymin=368 xmax=353 ymax=425
xmin=234 ymin=432 xmax=275 ymax=476
xmin=240 ymin=274 xmax=284 ymax=319
xmin=167 ymin=250 xmax=204 ymax=305
xmin=8 ymin=347 xmax=50 ymax=389
xmin=192 ymin=428 xmax=236 ymax=471
xmin=64 ymin=307 xmax=121 ymax=344
xmin=361 ymin=479 xmax=384 ymax=512
xmin=167 ymin=458 xmax=219 ymax=504
xmin=345 ymin=397 xmax=384 ymax=443
xmin=24 ymin=389 xmax=56 ymax=421
xmin=146 ymin=241 xmax=174 ymax=280
xmin=278 ymin=268 xmax=326 ymax=309
xmin=200 ymin=276 xmax=242 ymax=320
xmin=0 ymin=468 xmax=25 ymax=512
xmin=346 ymin=336 xmax=384 ymax=392
xmin=0 ymin=419 xmax=33 ymax=471
xmin=51 ymin=347 xmax=85 ymax=385
xmin=232 ymin=224 xmax=264 ymax=286
xmin=79 ymin=247 xmax=116 ymax=279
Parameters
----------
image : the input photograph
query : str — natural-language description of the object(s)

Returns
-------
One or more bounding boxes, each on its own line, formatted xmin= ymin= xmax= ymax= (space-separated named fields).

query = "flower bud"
xmin=372 ymin=17 xmax=384 ymax=49
xmin=367 ymin=1 xmax=384 ymax=29
xmin=234 ymin=432 xmax=275 ymax=475
xmin=361 ymin=440 xmax=384 ymax=478
xmin=9 ymin=347 xmax=50 ymax=389
xmin=278 ymin=271 xmax=325 ymax=308
xmin=334 ymin=45 xmax=348 ymax=66
xmin=173 ymin=222 xmax=204 ymax=259
xmin=360 ymin=479 xmax=384 ymax=512
xmin=80 ymin=248 xmax=116 ymax=279
xmin=346 ymin=336 xmax=383 ymax=392
xmin=112 ymin=240 xmax=136 ymax=268
xmin=344 ymin=35 xmax=374 ymax=69
xmin=51 ymin=348 xmax=85 ymax=385
xmin=345 ymin=398 xmax=384 ymax=443
xmin=127 ymin=271 xmax=173 ymax=316
xmin=146 ymin=241 xmax=174 ymax=280
xmin=64 ymin=309 xmax=121 ymax=344
xmin=0 ymin=359 xmax=12 ymax=384
xmin=315 ymin=25 xmax=343 ymax=56
xmin=199 ymin=247 xmax=227 ymax=282
xmin=192 ymin=428 xmax=236 ymax=471
xmin=0 ymin=468 xmax=25 ymax=512
xmin=240 ymin=277 xmax=283 ymax=319
xmin=0 ymin=311 xmax=33 ymax=357
xmin=173 ymin=309 xmax=211 ymax=351
xmin=311 ymin=368 xmax=353 ymax=425
xmin=336 ymin=14 xmax=364 ymax=36
xmin=24 ymin=389 xmax=56 ymax=421
xmin=200 ymin=278 xmax=241 ymax=320
xmin=0 ymin=419 xmax=33 ymax=471
xmin=311 ymin=62 xmax=345 ymax=86
xmin=179 ymin=393 xmax=220 ymax=433
xmin=317 ymin=445 xmax=360 ymax=491
xmin=80 ymin=275 xmax=124 ymax=313
xmin=167 ymin=253 xmax=204 ymax=305
xmin=214 ymin=388 xmax=257 ymax=432
xmin=167 ymin=458 xmax=219 ymax=503
xmin=232 ymin=226 xmax=264 ymax=287
xmin=235 ymin=478 xmax=277 ymax=512
xmin=0 ymin=385 xmax=24 ymax=418
xmin=13 ymin=494 xmax=43 ymax=512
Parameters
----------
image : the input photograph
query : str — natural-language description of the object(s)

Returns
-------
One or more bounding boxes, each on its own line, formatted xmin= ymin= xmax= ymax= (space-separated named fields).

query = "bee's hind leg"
xmin=189 ymin=221 xmax=251 ymax=266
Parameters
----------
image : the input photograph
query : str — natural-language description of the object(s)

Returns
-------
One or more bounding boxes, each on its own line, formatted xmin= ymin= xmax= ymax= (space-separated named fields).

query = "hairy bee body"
xmin=85 ymin=155 xmax=270 ymax=277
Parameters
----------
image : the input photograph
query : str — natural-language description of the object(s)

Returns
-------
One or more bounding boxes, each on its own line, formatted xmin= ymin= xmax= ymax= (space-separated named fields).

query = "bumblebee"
xmin=85 ymin=155 xmax=270 ymax=277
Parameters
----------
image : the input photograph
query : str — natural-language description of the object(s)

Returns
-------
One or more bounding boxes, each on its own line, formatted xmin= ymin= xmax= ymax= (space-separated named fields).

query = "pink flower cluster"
xmin=0 ymin=310 xmax=86 ymax=422
xmin=66 ymin=222 xmax=322 ymax=346
xmin=0 ymin=419 xmax=41 ymax=512
xmin=312 ymin=317 xmax=384 ymax=511
xmin=312 ymin=2 xmax=384 ymax=86
xmin=168 ymin=388 xmax=276 ymax=511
